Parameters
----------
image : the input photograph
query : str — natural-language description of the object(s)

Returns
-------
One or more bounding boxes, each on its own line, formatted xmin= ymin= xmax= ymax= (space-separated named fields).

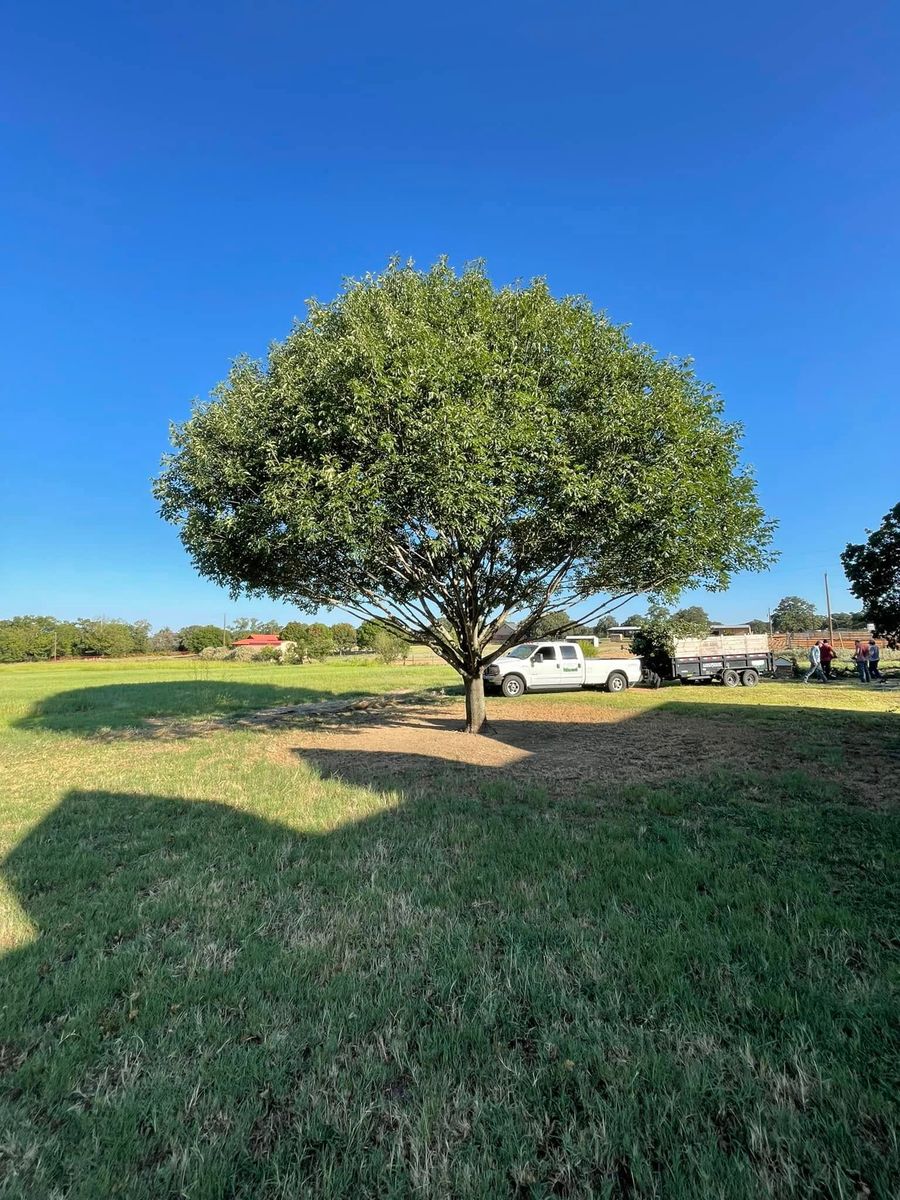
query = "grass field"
xmin=1 ymin=658 xmax=898 ymax=1198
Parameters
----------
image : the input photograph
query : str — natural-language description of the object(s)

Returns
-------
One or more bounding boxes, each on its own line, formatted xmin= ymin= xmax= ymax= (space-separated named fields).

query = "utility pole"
xmin=222 ymin=613 xmax=227 ymax=648
xmin=824 ymin=572 xmax=834 ymax=645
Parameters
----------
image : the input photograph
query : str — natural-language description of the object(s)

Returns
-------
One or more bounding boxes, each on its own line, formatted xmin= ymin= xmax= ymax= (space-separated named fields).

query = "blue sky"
xmin=2 ymin=0 xmax=897 ymax=631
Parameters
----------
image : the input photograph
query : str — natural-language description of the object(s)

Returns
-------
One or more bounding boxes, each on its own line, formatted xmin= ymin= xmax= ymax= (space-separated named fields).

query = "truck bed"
xmin=583 ymin=658 xmax=640 ymax=686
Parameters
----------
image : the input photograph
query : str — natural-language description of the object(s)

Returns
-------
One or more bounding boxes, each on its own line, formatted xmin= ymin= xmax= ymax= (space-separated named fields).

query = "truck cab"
xmin=484 ymin=641 xmax=642 ymax=697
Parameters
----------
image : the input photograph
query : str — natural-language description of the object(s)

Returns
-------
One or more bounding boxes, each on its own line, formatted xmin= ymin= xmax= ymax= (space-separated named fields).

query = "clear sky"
xmin=2 ymin=1 xmax=897 ymax=631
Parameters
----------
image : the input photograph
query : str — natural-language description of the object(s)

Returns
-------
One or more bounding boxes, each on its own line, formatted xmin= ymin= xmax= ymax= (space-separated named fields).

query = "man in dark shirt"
xmin=820 ymin=639 xmax=836 ymax=679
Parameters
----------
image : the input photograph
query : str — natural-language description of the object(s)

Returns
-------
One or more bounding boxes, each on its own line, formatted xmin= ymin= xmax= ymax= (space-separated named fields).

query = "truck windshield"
xmin=506 ymin=644 xmax=536 ymax=659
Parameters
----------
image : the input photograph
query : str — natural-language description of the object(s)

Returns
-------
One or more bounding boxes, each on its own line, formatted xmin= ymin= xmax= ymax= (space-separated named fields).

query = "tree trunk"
xmin=463 ymin=672 xmax=487 ymax=734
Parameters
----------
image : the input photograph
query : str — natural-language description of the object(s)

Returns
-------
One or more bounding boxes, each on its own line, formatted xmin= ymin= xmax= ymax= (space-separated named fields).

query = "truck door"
xmin=559 ymin=643 xmax=585 ymax=685
xmin=530 ymin=643 xmax=563 ymax=688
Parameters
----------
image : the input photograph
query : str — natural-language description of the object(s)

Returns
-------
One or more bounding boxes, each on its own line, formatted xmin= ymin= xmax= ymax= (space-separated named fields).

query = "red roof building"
xmin=231 ymin=633 xmax=283 ymax=647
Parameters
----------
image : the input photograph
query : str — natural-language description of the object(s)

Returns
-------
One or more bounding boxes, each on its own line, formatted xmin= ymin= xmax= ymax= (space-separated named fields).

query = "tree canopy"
xmin=671 ymin=605 xmax=711 ymax=634
xmin=530 ymin=611 xmax=574 ymax=638
xmin=155 ymin=259 xmax=773 ymax=731
xmin=771 ymin=596 xmax=817 ymax=633
xmin=841 ymin=502 xmax=900 ymax=644
xmin=828 ymin=611 xmax=869 ymax=630
xmin=305 ymin=622 xmax=335 ymax=660
xmin=331 ymin=622 xmax=357 ymax=653
xmin=231 ymin=616 xmax=281 ymax=635
xmin=178 ymin=624 xmax=226 ymax=654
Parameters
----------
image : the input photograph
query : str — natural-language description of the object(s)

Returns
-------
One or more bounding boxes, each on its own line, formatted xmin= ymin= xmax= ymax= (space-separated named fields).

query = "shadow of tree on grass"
xmin=13 ymin=677 xmax=459 ymax=736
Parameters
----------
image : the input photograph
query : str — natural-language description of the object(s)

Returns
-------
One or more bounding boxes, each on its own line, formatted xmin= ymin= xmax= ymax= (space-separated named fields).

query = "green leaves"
xmin=842 ymin=502 xmax=900 ymax=642
xmin=771 ymin=596 xmax=818 ymax=634
xmin=155 ymin=258 xmax=775 ymax=720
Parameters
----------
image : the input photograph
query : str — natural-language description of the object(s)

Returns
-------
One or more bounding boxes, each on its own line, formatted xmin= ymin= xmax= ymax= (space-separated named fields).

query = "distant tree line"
xmin=0 ymin=613 xmax=427 ymax=664
xmin=611 ymin=599 xmax=870 ymax=637
xmin=1 ymin=596 xmax=876 ymax=664
xmin=0 ymin=616 xmax=153 ymax=663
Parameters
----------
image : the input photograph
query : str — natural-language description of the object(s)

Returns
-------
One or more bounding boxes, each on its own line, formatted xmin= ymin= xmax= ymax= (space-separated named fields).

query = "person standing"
xmin=804 ymin=640 xmax=827 ymax=683
xmin=820 ymin=638 xmax=836 ymax=679
xmin=868 ymin=637 xmax=881 ymax=680
xmin=853 ymin=639 xmax=870 ymax=683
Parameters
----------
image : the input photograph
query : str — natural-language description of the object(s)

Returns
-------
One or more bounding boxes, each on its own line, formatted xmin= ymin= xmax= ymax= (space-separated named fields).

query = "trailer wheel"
xmin=722 ymin=669 xmax=740 ymax=687
xmin=606 ymin=671 xmax=629 ymax=693
xmin=741 ymin=668 xmax=759 ymax=687
xmin=501 ymin=674 xmax=526 ymax=698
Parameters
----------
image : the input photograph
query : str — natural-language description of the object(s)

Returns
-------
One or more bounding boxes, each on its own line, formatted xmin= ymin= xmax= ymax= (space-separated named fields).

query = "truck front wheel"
xmin=501 ymin=674 xmax=526 ymax=698
xmin=606 ymin=671 xmax=629 ymax=694
xmin=722 ymin=669 xmax=740 ymax=687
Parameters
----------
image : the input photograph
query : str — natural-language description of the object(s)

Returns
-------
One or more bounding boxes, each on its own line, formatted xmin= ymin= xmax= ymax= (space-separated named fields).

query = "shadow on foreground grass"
xmin=1 ymin=765 xmax=897 ymax=1198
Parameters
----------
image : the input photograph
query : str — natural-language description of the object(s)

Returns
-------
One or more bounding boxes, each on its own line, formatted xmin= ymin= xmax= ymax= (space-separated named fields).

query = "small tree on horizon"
xmin=828 ymin=611 xmax=869 ymax=630
xmin=530 ymin=611 xmax=574 ymax=638
xmin=155 ymin=260 xmax=773 ymax=732
xmin=178 ymin=624 xmax=227 ymax=654
xmin=372 ymin=628 xmax=407 ymax=665
xmin=305 ymin=622 xmax=334 ymax=660
xmin=671 ymin=605 xmax=711 ymax=635
xmin=331 ymin=621 xmax=357 ymax=654
xmin=150 ymin=627 xmax=178 ymax=653
xmin=771 ymin=596 xmax=817 ymax=634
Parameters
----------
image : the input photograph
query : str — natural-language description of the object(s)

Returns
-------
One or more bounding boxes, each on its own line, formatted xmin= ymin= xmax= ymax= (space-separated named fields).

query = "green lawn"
xmin=0 ymin=659 xmax=898 ymax=1198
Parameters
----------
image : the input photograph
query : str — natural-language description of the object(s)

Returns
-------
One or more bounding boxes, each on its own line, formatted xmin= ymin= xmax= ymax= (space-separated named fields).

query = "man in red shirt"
xmin=820 ymin=638 xmax=836 ymax=680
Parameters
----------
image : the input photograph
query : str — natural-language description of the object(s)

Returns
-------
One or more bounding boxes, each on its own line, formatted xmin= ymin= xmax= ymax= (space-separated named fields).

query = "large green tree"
xmin=305 ymin=622 xmax=335 ymax=660
xmin=74 ymin=619 xmax=145 ymax=658
xmin=155 ymin=260 xmax=773 ymax=731
xmin=355 ymin=619 xmax=382 ymax=652
xmin=178 ymin=624 xmax=227 ymax=654
xmin=331 ymin=621 xmax=357 ymax=654
xmin=771 ymin=596 xmax=817 ymax=634
xmin=0 ymin=616 xmax=75 ymax=662
xmin=842 ymin=502 xmax=900 ymax=644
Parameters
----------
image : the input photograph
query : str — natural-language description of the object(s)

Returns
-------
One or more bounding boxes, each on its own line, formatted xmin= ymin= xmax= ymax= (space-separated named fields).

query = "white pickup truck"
xmin=483 ymin=640 xmax=642 ymax=697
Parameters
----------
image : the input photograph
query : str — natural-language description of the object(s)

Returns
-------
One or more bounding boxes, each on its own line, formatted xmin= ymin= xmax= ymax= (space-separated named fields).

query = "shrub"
xmin=252 ymin=646 xmax=281 ymax=663
xmin=373 ymin=629 xmax=407 ymax=664
xmin=572 ymin=639 xmax=599 ymax=658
